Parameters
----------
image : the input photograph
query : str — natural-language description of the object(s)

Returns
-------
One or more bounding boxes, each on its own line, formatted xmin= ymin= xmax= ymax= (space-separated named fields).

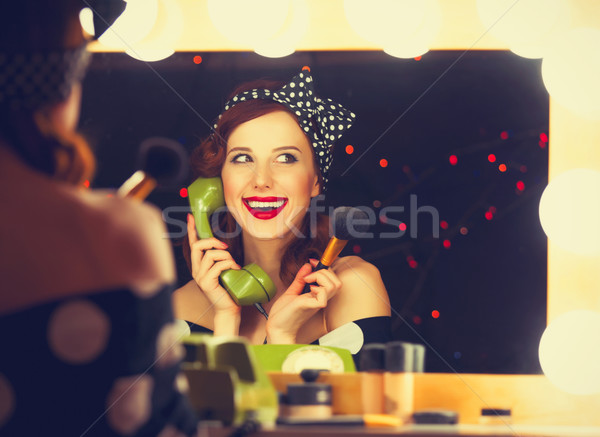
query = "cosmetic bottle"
xmin=359 ymin=343 xmax=386 ymax=414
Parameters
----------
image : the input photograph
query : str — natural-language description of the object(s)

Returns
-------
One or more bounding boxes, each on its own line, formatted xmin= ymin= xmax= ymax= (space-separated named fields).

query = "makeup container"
xmin=479 ymin=408 xmax=512 ymax=425
xmin=359 ymin=343 xmax=386 ymax=414
xmin=284 ymin=369 xmax=332 ymax=419
xmin=383 ymin=342 xmax=426 ymax=421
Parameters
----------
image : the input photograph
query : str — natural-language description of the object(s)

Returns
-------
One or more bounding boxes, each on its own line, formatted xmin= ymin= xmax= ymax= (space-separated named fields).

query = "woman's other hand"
xmin=187 ymin=213 xmax=241 ymax=335
xmin=266 ymin=259 xmax=341 ymax=344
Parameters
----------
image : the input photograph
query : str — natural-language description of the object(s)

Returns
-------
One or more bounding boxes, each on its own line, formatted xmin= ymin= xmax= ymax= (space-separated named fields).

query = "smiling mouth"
xmin=243 ymin=197 xmax=288 ymax=220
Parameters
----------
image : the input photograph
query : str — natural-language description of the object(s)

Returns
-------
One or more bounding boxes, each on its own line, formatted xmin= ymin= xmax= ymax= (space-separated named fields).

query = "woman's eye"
xmin=231 ymin=153 xmax=252 ymax=163
xmin=275 ymin=153 xmax=298 ymax=164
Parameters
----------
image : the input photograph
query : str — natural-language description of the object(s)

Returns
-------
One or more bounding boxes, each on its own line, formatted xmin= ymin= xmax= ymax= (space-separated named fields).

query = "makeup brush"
xmin=118 ymin=137 xmax=188 ymax=199
xmin=302 ymin=206 xmax=371 ymax=294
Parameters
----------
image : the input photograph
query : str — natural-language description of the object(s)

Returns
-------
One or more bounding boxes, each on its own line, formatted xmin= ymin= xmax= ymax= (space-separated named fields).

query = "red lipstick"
xmin=243 ymin=197 xmax=288 ymax=220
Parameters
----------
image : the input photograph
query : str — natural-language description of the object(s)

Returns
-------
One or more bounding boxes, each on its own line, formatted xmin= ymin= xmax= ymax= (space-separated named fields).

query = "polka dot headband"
xmin=215 ymin=69 xmax=356 ymax=187
xmin=0 ymin=44 xmax=91 ymax=111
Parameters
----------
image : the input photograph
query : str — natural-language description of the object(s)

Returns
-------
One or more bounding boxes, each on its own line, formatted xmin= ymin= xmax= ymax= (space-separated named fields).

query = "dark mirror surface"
xmin=80 ymin=50 xmax=548 ymax=374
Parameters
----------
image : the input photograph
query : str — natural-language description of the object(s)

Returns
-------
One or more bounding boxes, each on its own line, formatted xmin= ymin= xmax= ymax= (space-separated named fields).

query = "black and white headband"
xmin=0 ymin=44 xmax=91 ymax=111
xmin=215 ymin=69 xmax=356 ymax=186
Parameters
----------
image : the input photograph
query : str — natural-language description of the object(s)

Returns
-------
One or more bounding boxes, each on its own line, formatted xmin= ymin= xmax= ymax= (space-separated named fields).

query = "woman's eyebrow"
xmin=227 ymin=147 xmax=252 ymax=156
xmin=272 ymin=146 xmax=302 ymax=153
xmin=227 ymin=146 xmax=303 ymax=155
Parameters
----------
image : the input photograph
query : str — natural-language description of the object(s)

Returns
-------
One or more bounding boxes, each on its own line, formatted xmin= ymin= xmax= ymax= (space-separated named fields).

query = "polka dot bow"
xmin=0 ymin=44 xmax=91 ymax=111
xmin=217 ymin=69 xmax=356 ymax=187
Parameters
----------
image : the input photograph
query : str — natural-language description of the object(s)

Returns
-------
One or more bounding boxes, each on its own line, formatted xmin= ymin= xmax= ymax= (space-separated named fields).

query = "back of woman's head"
xmin=0 ymin=0 xmax=95 ymax=185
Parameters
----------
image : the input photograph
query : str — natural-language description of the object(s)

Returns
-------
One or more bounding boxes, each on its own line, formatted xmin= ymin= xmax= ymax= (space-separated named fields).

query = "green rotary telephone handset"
xmin=187 ymin=177 xmax=276 ymax=306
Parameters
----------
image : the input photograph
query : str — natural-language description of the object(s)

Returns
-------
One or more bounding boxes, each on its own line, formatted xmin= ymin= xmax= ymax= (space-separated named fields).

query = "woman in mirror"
xmin=0 ymin=1 xmax=198 ymax=435
xmin=174 ymin=69 xmax=392 ymax=356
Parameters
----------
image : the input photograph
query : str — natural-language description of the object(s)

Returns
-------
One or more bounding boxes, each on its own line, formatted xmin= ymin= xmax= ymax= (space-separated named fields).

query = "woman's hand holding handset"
xmin=187 ymin=213 xmax=242 ymax=335
xmin=266 ymin=258 xmax=342 ymax=344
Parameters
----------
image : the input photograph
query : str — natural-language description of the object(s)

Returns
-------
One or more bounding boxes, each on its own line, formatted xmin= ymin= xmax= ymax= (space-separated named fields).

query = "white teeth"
xmin=246 ymin=200 xmax=286 ymax=208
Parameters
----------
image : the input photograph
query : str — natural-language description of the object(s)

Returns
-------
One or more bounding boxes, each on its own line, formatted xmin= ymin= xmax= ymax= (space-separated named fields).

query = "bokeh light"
xmin=449 ymin=155 xmax=458 ymax=166
xmin=399 ymin=222 xmax=407 ymax=232
xmin=379 ymin=159 xmax=388 ymax=168
xmin=125 ymin=0 xmax=182 ymax=62
xmin=442 ymin=240 xmax=451 ymax=249
xmin=254 ymin=0 xmax=309 ymax=58
xmin=516 ymin=181 xmax=525 ymax=191
xmin=179 ymin=188 xmax=188 ymax=198
xmin=460 ymin=226 xmax=468 ymax=235
xmin=440 ymin=220 xmax=448 ymax=229
xmin=344 ymin=0 xmax=441 ymax=59
xmin=542 ymin=28 xmax=600 ymax=120
xmin=539 ymin=310 xmax=600 ymax=394
xmin=488 ymin=154 xmax=496 ymax=163
xmin=346 ymin=145 xmax=354 ymax=154
xmin=98 ymin=0 xmax=159 ymax=49
xmin=431 ymin=310 xmax=440 ymax=319
xmin=476 ymin=0 xmax=571 ymax=59
xmin=208 ymin=0 xmax=289 ymax=47
xmin=352 ymin=244 xmax=361 ymax=254
xmin=79 ymin=8 xmax=95 ymax=37
xmin=500 ymin=131 xmax=509 ymax=140
xmin=539 ymin=169 xmax=600 ymax=255
xmin=498 ymin=164 xmax=507 ymax=172
xmin=193 ymin=55 xmax=203 ymax=64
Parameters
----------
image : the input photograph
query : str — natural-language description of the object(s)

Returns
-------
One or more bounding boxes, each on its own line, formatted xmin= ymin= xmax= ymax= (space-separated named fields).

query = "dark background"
xmin=79 ymin=50 xmax=548 ymax=374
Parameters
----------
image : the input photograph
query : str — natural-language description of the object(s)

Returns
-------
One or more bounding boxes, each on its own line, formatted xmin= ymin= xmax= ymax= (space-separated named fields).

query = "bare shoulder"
xmin=77 ymin=191 xmax=175 ymax=287
xmin=325 ymin=256 xmax=391 ymax=330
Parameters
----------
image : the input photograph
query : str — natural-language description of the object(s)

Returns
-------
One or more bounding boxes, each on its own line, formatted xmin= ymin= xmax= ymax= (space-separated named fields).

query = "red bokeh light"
xmin=399 ymin=222 xmax=407 ymax=232
xmin=449 ymin=155 xmax=458 ymax=165
xmin=352 ymin=244 xmax=361 ymax=254
xmin=440 ymin=220 xmax=449 ymax=229
xmin=193 ymin=55 xmax=202 ymax=64
xmin=179 ymin=188 xmax=188 ymax=198
xmin=485 ymin=211 xmax=493 ymax=220
xmin=442 ymin=240 xmax=451 ymax=249
xmin=414 ymin=56 xmax=422 ymax=61
xmin=380 ymin=159 xmax=388 ymax=168
xmin=498 ymin=164 xmax=507 ymax=172
xmin=413 ymin=315 xmax=422 ymax=324
xmin=539 ymin=141 xmax=547 ymax=149
xmin=516 ymin=181 xmax=525 ymax=191
xmin=488 ymin=154 xmax=496 ymax=163
xmin=431 ymin=310 xmax=440 ymax=319
xmin=345 ymin=145 xmax=354 ymax=154
xmin=302 ymin=65 xmax=311 ymax=72
xmin=540 ymin=132 xmax=548 ymax=142
xmin=408 ymin=260 xmax=418 ymax=269
xmin=500 ymin=131 xmax=509 ymax=140
xmin=83 ymin=180 xmax=90 ymax=188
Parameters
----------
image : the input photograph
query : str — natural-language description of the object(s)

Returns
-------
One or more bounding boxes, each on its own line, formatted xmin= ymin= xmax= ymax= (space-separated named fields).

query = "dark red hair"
xmin=183 ymin=79 xmax=331 ymax=286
